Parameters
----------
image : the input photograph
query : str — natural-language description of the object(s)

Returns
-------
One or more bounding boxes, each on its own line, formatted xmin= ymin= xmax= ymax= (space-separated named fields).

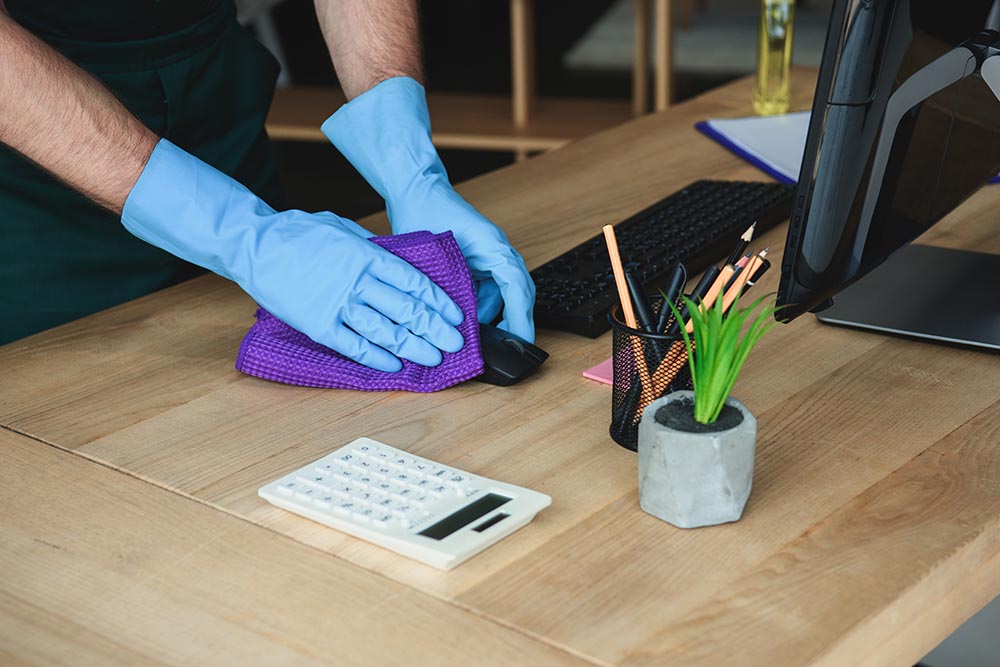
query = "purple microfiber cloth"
xmin=235 ymin=231 xmax=484 ymax=392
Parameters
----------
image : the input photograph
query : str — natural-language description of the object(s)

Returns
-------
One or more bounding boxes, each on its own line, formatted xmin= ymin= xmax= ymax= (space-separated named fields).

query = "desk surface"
xmin=4 ymin=69 xmax=1000 ymax=667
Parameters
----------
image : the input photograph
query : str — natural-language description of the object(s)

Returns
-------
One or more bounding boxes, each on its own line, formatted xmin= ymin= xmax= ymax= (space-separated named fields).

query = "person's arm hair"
xmin=314 ymin=0 xmax=423 ymax=100
xmin=0 ymin=12 xmax=157 ymax=214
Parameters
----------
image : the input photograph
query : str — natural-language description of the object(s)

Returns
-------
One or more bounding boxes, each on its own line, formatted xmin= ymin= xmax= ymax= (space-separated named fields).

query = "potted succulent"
xmin=637 ymin=294 xmax=778 ymax=529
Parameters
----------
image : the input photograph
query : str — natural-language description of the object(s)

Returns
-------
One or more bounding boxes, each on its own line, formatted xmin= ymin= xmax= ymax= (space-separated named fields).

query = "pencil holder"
xmin=608 ymin=300 xmax=693 ymax=451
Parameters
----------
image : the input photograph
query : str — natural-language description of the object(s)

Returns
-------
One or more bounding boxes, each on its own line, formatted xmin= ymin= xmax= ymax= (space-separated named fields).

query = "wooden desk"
xmin=4 ymin=69 xmax=1000 ymax=666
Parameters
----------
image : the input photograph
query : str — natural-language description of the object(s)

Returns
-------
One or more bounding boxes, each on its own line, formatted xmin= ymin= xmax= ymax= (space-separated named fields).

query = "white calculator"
xmin=258 ymin=438 xmax=551 ymax=570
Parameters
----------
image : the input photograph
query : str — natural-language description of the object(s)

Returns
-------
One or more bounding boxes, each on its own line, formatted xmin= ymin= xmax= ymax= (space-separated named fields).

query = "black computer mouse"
xmin=475 ymin=323 xmax=549 ymax=386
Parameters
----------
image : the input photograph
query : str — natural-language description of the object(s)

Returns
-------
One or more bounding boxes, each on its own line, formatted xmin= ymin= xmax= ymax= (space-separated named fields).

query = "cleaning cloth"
xmin=235 ymin=231 xmax=484 ymax=391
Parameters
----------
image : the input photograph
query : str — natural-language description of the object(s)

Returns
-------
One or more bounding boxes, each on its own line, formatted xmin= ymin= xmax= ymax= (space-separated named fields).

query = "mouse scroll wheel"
xmin=502 ymin=339 xmax=525 ymax=354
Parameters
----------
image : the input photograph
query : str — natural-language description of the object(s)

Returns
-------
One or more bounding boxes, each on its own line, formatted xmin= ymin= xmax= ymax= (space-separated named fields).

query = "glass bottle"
xmin=753 ymin=0 xmax=795 ymax=115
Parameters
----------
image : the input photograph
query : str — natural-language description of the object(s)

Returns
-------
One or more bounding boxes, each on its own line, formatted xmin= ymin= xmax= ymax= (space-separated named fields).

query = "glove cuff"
xmin=321 ymin=76 xmax=449 ymax=201
xmin=121 ymin=139 xmax=273 ymax=284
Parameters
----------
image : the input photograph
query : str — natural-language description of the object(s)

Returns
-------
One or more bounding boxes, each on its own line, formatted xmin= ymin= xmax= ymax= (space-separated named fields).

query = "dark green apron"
xmin=0 ymin=1 xmax=286 ymax=344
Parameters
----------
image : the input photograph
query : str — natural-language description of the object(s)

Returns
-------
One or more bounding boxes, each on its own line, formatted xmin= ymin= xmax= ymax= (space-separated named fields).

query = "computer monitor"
xmin=777 ymin=0 xmax=1000 ymax=349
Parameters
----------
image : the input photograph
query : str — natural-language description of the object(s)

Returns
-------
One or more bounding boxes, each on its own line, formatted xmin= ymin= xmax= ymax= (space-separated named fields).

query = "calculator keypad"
xmin=273 ymin=442 xmax=482 ymax=531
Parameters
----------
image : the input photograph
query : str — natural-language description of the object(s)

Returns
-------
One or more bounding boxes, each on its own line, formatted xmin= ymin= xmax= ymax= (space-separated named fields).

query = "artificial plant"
xmin=667 ymin=293 xmax=779 ymax=424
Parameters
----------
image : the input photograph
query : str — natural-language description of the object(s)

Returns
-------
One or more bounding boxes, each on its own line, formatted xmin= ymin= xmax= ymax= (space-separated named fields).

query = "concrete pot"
xmin=637 ymin=390 xmax=757 ymax=529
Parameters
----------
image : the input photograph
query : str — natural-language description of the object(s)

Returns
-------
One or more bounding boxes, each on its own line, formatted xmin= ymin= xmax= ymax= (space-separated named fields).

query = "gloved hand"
xmin=321 ymin=77 xmax=536 ymax=342
xmin=121 ymin=139 xmax=465 ymax=372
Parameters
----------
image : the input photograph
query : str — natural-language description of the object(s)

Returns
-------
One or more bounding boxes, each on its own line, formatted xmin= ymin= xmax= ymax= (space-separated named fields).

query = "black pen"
xmin=655 ymin=263 xmax=686 ymax=333
xmin=624 ymin=269 xmax=655 ymax=332
xmin=667 ymin=264 xmax=720 ymax=335
xmin=739 ymin=259 xmax=772 ymax=297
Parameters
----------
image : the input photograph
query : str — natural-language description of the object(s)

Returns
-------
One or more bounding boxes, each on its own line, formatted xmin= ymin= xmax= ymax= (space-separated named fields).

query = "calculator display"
xmin=418 ymin=493 xmax=511 ymax=540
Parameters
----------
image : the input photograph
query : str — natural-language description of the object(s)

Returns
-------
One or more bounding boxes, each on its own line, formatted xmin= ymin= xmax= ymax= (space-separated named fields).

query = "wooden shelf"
xmin=266 ymin=87 xmax=633 ymax=153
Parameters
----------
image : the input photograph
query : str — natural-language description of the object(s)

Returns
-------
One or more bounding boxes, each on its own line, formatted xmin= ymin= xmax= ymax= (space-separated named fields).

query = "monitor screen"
xmin=777 ymin=0 xmax=1000 ymax=320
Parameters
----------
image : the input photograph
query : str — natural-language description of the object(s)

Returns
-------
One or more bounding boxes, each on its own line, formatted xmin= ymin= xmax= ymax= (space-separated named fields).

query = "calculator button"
xmin=431 ymin=485 xmax=448 ymax=495
xmin=375 ymin=465 xmax=393 ymax=476
xmin=431 ymin=469 xmax=449 ymax=479
xmin=463 ymin=487 xmax=481 ymax=498
xmin=376 ymin=480 xmax=394 ymax=492
xmin=313 ymin=496 xmax=333 ymax=509
xmin=356 ymin=443 xmax=377 ymax=454
xmin=337 ymin=453 xmax=356 ymax=463
xmin=334 ymin=469 xmax=355 ymax=481
xmin=413 ymin=462 xmax=434 ymax=473
xmin=354 ymin=460 xmax=373 ymax=470
xmin=295 ymin=488 xmax=317 ymax=501
xmin=391 ymin=504 xmax=414 ymax=517
xmin=393 ymin=472 xmax=412 ymax=483
xmin=315 ymin=463 xmax=337 ymax=475
xmin=374 ymin=450 xmax=391 ymax=459
xmin=393 ymin=456 xmax=415 ymax=467
xmin=276 ymin=481 xmax=297 ymax=495
xmin=372 ymin=514 xmax=392 ymax=528
xmin=297 ymin=475 xmax=332 ymax=492
xmin=357 ymin=475 xmax=374 ymax=485
xmin=446 ymin=474 xmax=470 ymax=487
xmin=377 ymin=497 xmax=395 ymax=508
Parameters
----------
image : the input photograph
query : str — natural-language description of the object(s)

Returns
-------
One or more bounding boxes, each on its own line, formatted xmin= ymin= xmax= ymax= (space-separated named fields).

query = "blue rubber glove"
xmin=321 ymin=77 xmax=536 ymax=342
xmin=121 ymin=139 xmax=465 ymax=372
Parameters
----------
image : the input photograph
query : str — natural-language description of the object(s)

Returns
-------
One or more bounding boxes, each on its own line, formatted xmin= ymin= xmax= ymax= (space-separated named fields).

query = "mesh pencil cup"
xmin=608 ymin=300 xmax=693 ymax=451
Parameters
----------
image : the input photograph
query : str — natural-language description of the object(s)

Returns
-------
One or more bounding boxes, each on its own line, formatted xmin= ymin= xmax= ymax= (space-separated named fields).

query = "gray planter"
xmin=637 ymin=390 xmax=757 ymax=529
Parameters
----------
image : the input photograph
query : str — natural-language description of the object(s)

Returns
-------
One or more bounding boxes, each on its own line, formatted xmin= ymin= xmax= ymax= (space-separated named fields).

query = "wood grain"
xmin=3 ymin=69 xmax=1000 ymax=666
xmin=0 ymin=428 xmax=594 ymax=667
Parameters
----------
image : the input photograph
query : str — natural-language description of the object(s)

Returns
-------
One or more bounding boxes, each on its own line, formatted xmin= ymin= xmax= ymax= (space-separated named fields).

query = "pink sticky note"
xmin=582 ymin=357 xmax=614 ymax=385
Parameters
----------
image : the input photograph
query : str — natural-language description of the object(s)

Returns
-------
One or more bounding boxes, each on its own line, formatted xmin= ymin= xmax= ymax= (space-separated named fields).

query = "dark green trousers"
xmin=0 ymin=2 xmax=286 ymax=344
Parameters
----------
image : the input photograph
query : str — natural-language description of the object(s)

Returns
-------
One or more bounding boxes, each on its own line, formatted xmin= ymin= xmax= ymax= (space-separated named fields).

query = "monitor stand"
xmin=815 ymin=244 xmax=1000 ymax=351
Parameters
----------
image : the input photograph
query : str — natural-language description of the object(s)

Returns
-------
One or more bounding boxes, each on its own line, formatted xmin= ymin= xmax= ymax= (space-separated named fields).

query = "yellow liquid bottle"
xmin=753 ymin=0 xmax=795 ymax=116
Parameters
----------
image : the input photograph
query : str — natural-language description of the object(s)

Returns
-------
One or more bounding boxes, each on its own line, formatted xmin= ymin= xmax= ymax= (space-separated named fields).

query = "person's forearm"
xmin=0 ymin=12 xmax=157 ymax=214
xmin=314 ymin=0 xmax=423 ymax=99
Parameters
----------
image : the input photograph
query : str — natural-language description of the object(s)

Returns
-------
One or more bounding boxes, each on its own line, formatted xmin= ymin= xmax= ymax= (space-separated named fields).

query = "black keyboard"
xmin=531 ymin=180 xmax=795 ymax=337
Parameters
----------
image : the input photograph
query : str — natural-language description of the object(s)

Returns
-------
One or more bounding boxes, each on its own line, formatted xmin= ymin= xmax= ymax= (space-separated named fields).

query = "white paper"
xmin=704 ymin=112 xmax=810 ymax=182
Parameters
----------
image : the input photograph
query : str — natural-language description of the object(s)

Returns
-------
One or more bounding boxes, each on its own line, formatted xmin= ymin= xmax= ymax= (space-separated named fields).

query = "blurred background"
xmin=240 ymin=0 xmax=832 ymax=217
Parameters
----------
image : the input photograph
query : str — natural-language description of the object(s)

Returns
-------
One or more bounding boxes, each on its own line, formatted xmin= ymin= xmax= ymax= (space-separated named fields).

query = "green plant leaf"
xmin=673 ymin=289 xmax=780 ymax=424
